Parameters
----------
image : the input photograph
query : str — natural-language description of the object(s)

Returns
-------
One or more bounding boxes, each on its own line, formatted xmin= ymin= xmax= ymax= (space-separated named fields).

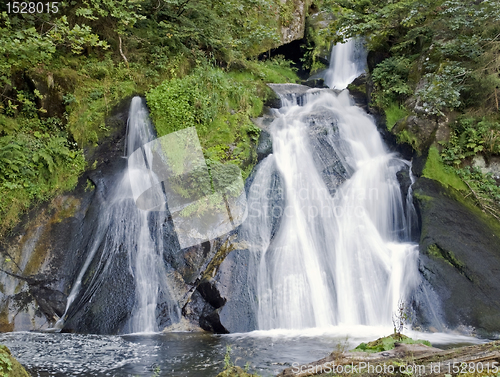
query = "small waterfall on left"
xmin=55 ymin=97 xmax=180 ymax=334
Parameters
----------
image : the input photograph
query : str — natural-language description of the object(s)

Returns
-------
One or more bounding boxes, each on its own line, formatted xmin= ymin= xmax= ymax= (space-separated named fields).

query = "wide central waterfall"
xmin=243 ymin=39 xmax=420 ymax=330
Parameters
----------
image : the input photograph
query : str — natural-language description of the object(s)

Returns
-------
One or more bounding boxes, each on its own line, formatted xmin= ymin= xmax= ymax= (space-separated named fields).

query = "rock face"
xmin=0 ymin=97 xmax=133 ymax=332
xmin=412 ymin=177 xmax=500 ymax=336
xmin=279 ymin=0 xmax=308 ymax=45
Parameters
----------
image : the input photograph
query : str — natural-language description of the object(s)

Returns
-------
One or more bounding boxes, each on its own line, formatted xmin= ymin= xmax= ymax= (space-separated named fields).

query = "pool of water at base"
xmin=0 ymin=326 xmax=488 ymax=377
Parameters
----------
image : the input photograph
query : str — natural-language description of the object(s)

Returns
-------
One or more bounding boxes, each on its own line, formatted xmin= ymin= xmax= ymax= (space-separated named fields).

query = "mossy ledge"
xmin=278 ymin=339 xmax=500 ymax=377
xmin=0 ymin=344 xmax=30 ymax=377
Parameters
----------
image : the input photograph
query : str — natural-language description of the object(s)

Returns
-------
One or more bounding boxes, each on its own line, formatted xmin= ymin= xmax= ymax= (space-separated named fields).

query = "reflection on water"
xmin=0 ymin=329 xmax=486 ymax=376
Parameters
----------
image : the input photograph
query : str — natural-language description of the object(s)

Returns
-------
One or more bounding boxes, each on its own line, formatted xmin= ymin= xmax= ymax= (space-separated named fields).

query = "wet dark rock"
xmin=413 ymin=177 xmax=500 ymax=336
xmin=62 ymin=247 xmax=136 ymax=334
xmin=30 ymin=286 xmax=67 ymax=320
xmin=347 ymin=73 xmax=368 ymax=111
xmin=213 ymin=248 xmax=257 ymax=333
xmin=306 ymin=108 xmax=349 ymax=193
xmin=182 ymin=290 xmax=207 ymax=326
xmin=0 ymin=96 xmax=134 ymax=331
xmin=396 ymin=166 xmax=412 ymax=199
xmin=393 ymin=115 xmax=438 ymax=151
xmin=197 ymin=280 xmax=227 ymax=309
xmin=367 ymin=50 xmax=389 ymax=72
xmin=301 ymin=78 xmax=328 ymax=88
xmin=256 ymin=130 xmax=273 ymax=161
xmin=199 ymin=306 xmax=229 ymax=334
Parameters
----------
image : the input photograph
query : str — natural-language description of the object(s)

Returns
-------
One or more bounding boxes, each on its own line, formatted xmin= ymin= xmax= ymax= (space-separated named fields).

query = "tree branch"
xmin=118 ymin=35 xmax=129 ymax=69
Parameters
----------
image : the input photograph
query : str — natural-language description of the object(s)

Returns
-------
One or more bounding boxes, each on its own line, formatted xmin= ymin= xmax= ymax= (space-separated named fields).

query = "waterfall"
xmin=125 ymin=97 xmax=177 ymax=334
xmin=324 ymin=38 xmax=367 ymax=90
xmin=244 ymin=43 xmax=419 ymax=330
xmin=56 ymin=97 xmax=179 ymax=334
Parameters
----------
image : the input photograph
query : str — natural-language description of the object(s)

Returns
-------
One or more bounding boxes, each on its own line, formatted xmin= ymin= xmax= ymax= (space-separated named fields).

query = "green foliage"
xmin=328 ymin=0 xmax=500 ymax=126
xmin=74 ymin=0 xmax=146 ymax=32
xmin=416 ymin=64 xmax=469 ymax=115
xmin=0 ymin=347 xmax=12 ymax=377
xmin=278 ymin=0 xmax=294 ymax=27
xmin=63 ymin=56 xmax=145 ymax=146
xmin=455 ymin=167 xmax=500 ymax=220
xmin=372 ymin=57 xmax=412 ymax=107
xmin=441 ymin=117 xmax=500 ymax=166
xmin=224 ymin=345 xmax=233 ymax=370
xmin=423 ymin=147 xmax=467 ymax=191
xmin=147 ymin=58 xmax=296 ymax=174
xmin=0 ymin=343 xmax=29 ymax=376
xmin=397 ymin=129 xmax=420 ymax=151
xmin=0 ymin=128 xmax=85 ymax=235
xmin=326 ymin=0 xmax=438 ymax=49
xmin=354 ymin=334 xmax=431 ymax=353
xmin=152 ymin=365 xmax=161 ymax=377
xmin=0 ymin=11 xmax=107 ymax=86
xmin=0 ymin=0 xmax=297 ymax=235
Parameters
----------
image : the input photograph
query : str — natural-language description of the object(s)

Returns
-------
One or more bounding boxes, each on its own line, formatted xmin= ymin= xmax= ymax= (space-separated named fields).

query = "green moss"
xmin=427 ymin=244 xmax=443 ymax=259
xmin=347 ymin=82 xmax=366 ymax=95
xmin=354 ymin=334 xmax=431 ymax=353
xmin=0 ymin=344 xmax=30 ymax=377
xmin=423 ymin=147 xmax=467 ymax=191
xmin=427 ymin=244 xmax=454 ymax=268
xmin=397 ymin=128 xmax=421 ymax=151
xmin=385 ymin=103 xmax=409 ymax=131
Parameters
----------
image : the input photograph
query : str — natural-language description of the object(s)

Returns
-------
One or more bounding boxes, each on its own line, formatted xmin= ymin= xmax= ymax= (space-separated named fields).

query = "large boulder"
xmin=413 ymin=177 xmax=500 ymax=337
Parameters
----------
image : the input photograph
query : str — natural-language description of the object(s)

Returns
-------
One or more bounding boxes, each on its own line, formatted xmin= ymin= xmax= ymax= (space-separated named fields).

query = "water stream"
xmin=56 ymin=97 xmax=179 ymax=334
xmin=243 ymin=40 xmax=419 ymax=330
xmin=324 ymin=38 xmax=367 ymax=90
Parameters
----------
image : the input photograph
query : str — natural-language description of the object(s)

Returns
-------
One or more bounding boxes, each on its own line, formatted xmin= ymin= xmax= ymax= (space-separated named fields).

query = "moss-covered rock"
xmin=0 ymin=344 xmax=30 ymax=377
xmin=354 ymin=334 xmax=431 ymax=353
xmin=413 ymin=177 xmax=500 ymax=336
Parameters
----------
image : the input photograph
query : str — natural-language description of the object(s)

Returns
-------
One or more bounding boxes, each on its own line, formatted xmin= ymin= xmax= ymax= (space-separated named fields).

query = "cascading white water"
xmin=244 ymin=45 xmax=419 ymax=330
xmin=56 ymin=97 xmax=179 ymax=333
xmin=324 ymin=38 xmax=367 ymax=90
xmin=125 ymin=97 xmax=172 ymax=333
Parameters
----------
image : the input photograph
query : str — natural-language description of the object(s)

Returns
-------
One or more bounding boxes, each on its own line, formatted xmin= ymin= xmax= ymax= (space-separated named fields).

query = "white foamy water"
xmin=244 ymin=90 xmax=419 ymax=330
xmin=55 ymin=97 xmax=179 ymax=334
xmin=324 ymin=38 xmax=367 ymax=89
